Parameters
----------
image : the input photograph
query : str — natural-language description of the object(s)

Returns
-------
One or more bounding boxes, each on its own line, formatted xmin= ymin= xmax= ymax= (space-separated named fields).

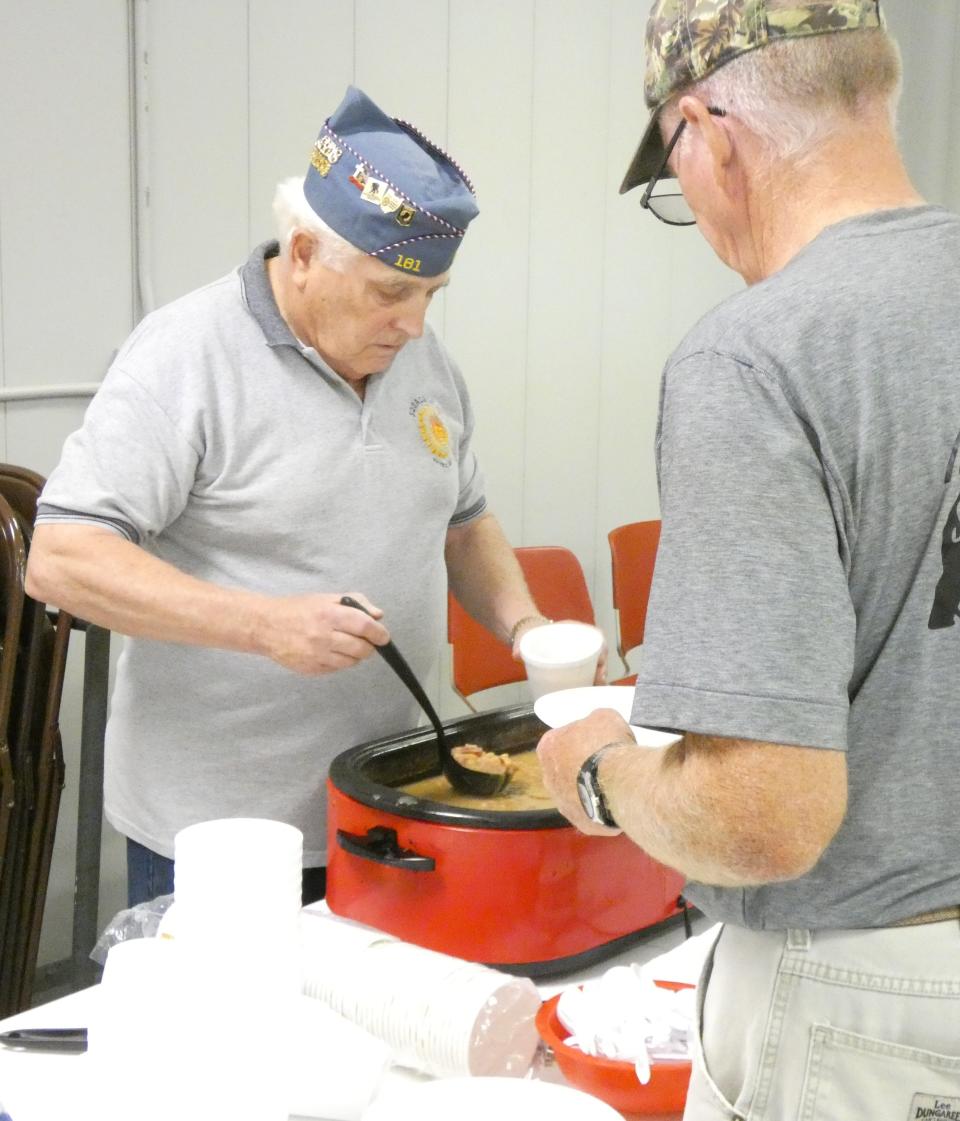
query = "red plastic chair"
xmin=608 ymin=520 xmax=661 ymax=684
xmin=447 ymin=546 xmax=595 ymax=711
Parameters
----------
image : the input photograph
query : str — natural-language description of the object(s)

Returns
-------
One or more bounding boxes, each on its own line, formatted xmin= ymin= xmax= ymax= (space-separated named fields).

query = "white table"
xmin=0 ymin=915 xmax=713 ymax=1121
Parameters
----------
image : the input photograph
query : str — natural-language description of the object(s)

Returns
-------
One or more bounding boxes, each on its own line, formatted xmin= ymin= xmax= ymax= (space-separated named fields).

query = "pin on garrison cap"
xmin=620 ymin=0 xmax=884 ymax=194
xmin=304 ymin=86 xmax=479 ymax=278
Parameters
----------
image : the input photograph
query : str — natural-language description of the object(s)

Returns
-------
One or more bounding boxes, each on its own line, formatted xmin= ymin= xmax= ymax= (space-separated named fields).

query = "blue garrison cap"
xmin=304 ymin=86 xmax=479 ymax=278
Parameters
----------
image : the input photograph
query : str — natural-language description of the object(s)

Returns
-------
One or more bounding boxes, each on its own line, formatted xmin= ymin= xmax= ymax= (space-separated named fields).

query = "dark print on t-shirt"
xmin=928 ymin=429 xmax=960 ymax=630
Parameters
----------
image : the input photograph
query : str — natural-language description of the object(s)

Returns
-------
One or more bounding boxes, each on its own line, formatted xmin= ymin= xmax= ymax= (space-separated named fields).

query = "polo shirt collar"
xmin=240 ymin=240 xmax=300 ymax=349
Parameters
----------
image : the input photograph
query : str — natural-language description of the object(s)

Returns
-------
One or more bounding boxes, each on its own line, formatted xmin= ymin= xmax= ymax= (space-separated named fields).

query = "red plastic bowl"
xmin=535 ymin=982 xmax=693 ymax=1115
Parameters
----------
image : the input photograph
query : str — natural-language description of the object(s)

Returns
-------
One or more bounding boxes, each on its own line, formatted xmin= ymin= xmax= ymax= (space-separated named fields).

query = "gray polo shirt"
xmin=37 ymin=242 xmax=487 ymax=863
xmin=632 ymin=206 xmax=960 ymax=929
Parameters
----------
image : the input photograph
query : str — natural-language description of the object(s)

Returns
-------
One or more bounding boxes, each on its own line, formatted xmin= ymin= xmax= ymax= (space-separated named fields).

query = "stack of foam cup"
xmin=173 ymin=817 xmax=303 ymax=972
xmin=171 ymin=818 xmax=305 ymax=1121
xmin=300 ymin=912 xmax=542 ymax=1079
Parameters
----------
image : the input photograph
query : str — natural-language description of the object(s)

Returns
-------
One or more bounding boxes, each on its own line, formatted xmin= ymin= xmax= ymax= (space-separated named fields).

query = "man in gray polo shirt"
xmin=26 ymin=87 xmax=551 ymax=907
xmin=537 ymin=1 xmax=960 ymax=1115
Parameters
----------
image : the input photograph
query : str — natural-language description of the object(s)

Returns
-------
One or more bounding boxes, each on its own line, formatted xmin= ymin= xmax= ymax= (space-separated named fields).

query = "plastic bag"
xmin=89 ymin=894 xmax=175 ymax=965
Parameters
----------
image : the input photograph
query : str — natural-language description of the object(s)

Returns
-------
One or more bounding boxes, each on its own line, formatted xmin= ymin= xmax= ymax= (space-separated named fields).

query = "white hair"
xmin=664 ymin=27 xmax=903 ymax=170
xmin=271 ymin=176 xmax=364 ymax=272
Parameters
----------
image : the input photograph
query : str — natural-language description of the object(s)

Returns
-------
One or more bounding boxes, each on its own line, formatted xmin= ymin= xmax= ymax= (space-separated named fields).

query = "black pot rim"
xmin=329 ymin=702 xmax=570 ymax=831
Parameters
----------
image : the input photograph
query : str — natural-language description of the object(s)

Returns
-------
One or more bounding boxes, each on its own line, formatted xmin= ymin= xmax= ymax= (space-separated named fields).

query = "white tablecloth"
xmin=0 ymin=912 xmax=716 ymax=1121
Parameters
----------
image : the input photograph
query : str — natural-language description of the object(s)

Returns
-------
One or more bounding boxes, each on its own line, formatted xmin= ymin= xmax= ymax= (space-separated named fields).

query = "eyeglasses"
xmin=640 ymin=107 xmax=726 ymax=227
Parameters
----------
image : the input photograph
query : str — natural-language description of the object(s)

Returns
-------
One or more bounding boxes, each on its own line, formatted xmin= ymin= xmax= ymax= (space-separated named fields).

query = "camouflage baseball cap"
xmin=620 ymin=0 xmax=884 ymax=194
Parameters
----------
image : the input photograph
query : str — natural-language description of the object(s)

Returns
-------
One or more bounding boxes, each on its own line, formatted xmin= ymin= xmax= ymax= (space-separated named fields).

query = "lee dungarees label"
xmin=910 ymin=1096 xmax=960 ymax=1121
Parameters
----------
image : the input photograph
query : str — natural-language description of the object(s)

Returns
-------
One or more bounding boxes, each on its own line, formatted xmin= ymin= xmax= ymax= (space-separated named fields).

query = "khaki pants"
xmin=684 ymin=920 xmax=960 ymax=1121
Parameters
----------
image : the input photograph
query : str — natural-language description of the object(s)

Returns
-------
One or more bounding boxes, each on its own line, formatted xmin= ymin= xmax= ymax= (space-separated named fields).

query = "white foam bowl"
xmin=534 ymin=685 xmax=682 ymax=748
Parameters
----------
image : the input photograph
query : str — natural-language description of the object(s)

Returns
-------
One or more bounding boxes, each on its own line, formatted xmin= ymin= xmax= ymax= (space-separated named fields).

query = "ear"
xmin=677 ymin=95 xmax=734 ymax=189
xmin=288 ymin=230 xmax=318 ymax=288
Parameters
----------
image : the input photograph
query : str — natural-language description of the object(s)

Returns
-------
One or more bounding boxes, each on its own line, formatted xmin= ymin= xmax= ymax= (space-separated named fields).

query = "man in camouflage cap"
xmin=621 ymin=0 xmax=885 ymax=193
xmin=539 ymin=2 xmax=960 ymax=1114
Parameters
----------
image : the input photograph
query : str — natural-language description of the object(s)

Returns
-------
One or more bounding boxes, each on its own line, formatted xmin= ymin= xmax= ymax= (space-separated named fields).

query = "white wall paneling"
xmin=0 ymin=0 xmax=958 ymax=984
xmin=0 ymin=1 xmax=133 ymax=446
xmin=883 ymin=0 xmax=960 ymax=212
xmin=522 ymin=0 xmax=610 ymax=574
xmin=354 ymin=0 xmax=450 ymax=143
xmin=247 ymin=0 xmax=355 ymax=248
xmin=0 ymin=0 xmax=135 ymax=969
xmin=445 ymin=0 xmax=536 ymax=547
xmin=144 ymin=0 xmax=250 ymax=306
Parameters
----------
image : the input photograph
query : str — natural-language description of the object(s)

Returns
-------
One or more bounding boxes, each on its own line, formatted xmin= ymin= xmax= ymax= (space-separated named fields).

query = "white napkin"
xmin=555 ymin=965 xmax=696 ymax=1085
xmin=638 ymin=922 xmax=722 ymax=987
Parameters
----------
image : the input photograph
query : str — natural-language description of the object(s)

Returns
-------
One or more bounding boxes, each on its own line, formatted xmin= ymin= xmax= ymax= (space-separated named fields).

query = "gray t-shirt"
xmin=632 ymin=206 xmax=960 ymax=929
xmin=37 ymin=242 xmax=487 ymax=863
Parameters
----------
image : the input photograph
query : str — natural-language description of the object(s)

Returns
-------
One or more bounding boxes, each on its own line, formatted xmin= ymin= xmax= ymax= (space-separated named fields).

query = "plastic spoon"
xmin=339 ymin=597 xmax=510 ymax=797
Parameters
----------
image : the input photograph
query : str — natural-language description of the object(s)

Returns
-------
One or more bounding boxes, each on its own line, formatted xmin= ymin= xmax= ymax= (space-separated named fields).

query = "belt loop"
xmin=786 ymin=928 xmax=811 ymax=951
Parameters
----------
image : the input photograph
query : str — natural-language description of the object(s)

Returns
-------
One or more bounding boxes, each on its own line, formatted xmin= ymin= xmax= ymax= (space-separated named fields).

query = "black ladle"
xmin=340 ymin=597 xmax=510 ymax=797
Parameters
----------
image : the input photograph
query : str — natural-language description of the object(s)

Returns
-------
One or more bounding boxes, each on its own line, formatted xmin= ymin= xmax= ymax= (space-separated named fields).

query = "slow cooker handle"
xmin=336 ymin=825 xmax=436 ymax=872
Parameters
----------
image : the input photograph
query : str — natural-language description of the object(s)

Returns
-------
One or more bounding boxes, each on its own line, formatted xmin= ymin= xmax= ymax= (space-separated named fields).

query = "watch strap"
xmin=577 ymin=741 xmax=626 ymax=828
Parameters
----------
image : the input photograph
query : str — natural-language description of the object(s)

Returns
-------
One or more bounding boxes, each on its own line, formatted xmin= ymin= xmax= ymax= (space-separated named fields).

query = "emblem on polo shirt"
xmin=410 ymin=397 xmax=451 ymax=466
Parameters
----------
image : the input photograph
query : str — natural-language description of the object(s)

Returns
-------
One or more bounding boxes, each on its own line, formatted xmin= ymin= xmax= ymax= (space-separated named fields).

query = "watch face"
xmin=576 ymin=772 xmax=595 ymax=819
xmin=576 ymin=750 xmax=618 ymax=828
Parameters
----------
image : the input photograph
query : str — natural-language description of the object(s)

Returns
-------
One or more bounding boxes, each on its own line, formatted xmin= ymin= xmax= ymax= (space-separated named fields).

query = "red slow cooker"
xmin=326 ymin=704 xmax=685 ymax=977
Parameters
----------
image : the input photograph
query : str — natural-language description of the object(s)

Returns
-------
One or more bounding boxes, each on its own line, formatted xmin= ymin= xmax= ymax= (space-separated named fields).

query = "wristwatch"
xmin=576 ymin=743 xmax=625 ymax=828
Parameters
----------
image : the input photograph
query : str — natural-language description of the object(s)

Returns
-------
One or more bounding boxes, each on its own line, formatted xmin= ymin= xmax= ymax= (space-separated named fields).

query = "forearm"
xmin=26 ymin=525 xmax=271 ymax=653
xmin=538 ymin=706 xmax=847 ymax=888
xmin=444 ymin=514 xmax=542 ymax=644
xmin=600 ymin=733 xmax=848 ymax=887
xmin=27 ymin=524 xmax=389 ymax=676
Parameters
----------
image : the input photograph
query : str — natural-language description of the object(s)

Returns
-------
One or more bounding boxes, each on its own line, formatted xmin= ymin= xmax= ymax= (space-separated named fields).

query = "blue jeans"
xmin=126 ymin=838 xmax=175 ymax=907
xmin=125 ymin=838 xmax=327 ymax=908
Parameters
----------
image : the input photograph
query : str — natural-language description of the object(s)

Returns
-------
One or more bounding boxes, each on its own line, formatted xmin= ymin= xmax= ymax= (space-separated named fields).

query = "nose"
xmin=391 ymin=297 xmax=428 ymax=340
